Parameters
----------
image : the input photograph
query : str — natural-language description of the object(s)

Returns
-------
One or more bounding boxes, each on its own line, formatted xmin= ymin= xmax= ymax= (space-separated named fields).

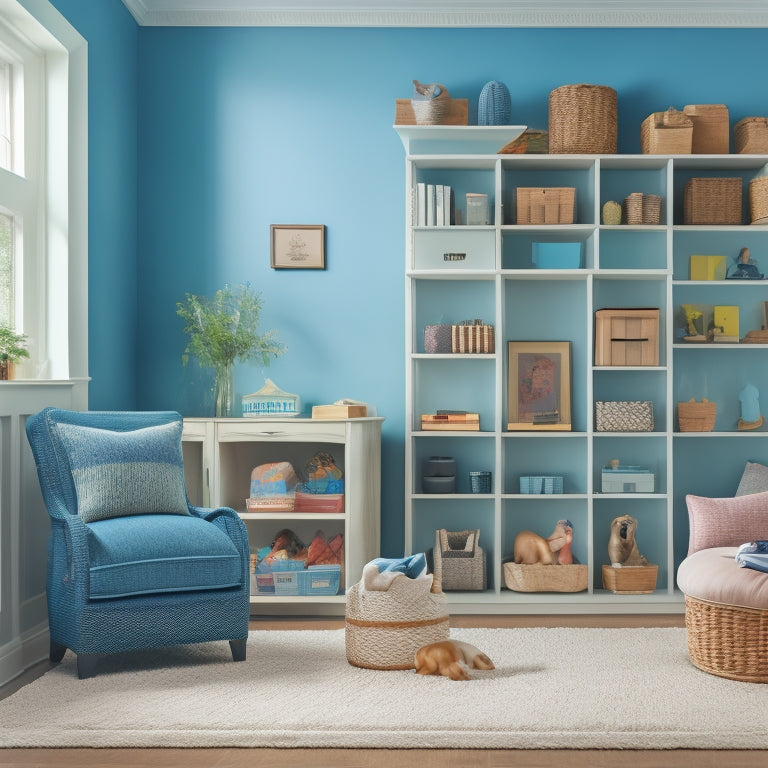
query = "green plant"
xmin=0 ymin=324 xmax=29 ymax=364
xmin=176 ymin=283 xmax=284 ymax=370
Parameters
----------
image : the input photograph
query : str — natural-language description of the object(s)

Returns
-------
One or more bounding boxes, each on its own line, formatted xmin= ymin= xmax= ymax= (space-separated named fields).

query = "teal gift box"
xmin=532 ymin=242 xmax=582 ymax=269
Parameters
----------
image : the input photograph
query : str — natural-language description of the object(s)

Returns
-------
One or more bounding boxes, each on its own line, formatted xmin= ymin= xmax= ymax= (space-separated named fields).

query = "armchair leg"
xmin=50 ymin=640 xmax=66 ymax=663
xmin=229 ymin=638 xmax=247 ymax=662
xmin=76 ymin=653 xmax=99 ymax=679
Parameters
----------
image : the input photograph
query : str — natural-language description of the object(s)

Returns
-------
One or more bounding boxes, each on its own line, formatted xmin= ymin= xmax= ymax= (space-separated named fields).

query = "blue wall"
xmin=38 ymin=7 xmax=768 ymax=556
xmin=49 ymin=0 xmax=139 ymax=409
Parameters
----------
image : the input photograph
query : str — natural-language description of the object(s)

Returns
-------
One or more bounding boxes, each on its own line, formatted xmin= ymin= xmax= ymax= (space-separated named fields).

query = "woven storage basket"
xmin=623 ymin=192 xmax=643 ymax=224
xmin=683 ymin=104 xmax=730 ymax=154
xmin=433 ymin=529 xmax=486 ymax=591
xmin=677 ymin=398 xmax=716 ymax=432
xmin=411 ymin=83 xmax=451 ymax=126
xmin=749 ymin=177 xmax=768 ymax=225
xmin=595 ymin=400 xmax=654 ymax=432
xmin=684 ymin=594 xmax=768 ymax=683
xmin=735 ymin=117 xmax=768 ymax=154
xmin=548 ymin=84 xmax=617 ymax=154
xmin=642 ymin=194 xmax=662 ymax=224
xmin=601 ymin=564 xmax=658 ymax=594
xmin=504 ymin=563 xmax=588 ymax=592
xmin=345 ymin=575 xmax=450 ymax=670
xmin=640 ymin=108 xmax=693 ymax=154
xmin=516 ymin=187 xmax=575 ymax=224
xmin=683 ymin=178 xmax=742 ymax=225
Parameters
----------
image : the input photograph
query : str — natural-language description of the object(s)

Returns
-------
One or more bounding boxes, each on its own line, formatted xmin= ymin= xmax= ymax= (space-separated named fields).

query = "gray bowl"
xmin=422 ymin=475 xmax=456 ymax=494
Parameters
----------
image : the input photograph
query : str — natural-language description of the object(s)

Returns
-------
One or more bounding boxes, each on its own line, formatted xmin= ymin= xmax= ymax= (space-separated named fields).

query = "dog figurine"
xmin=513 ymin=519 xmax=574 ymax=565
xmin=608 ymin=514 xmax=648 ymax=566
xmin=414 ymin=640 xmax=495 ymax=681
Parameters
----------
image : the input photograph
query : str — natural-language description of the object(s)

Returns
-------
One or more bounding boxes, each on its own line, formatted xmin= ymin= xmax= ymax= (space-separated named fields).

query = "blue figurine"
xmin=728 ymin=247 xmax=764 ymax=280
xmin=738 ymin=383 xmax=763 ymax=430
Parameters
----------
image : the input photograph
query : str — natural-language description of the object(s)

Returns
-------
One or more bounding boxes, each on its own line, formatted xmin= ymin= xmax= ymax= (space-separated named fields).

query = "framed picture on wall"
xmin=507 ymin=341 xmax=571 ymax=431
xmin=270 ymin=224 xmax=326 ymax=269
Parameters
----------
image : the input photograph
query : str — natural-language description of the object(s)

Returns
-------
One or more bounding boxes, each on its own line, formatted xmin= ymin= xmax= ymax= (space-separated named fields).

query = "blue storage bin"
xmin=273 ymin=565 xmax=341 ymax=596
xmin=520 ymin=475 xmax=564 ymax=494
xmin=532 ymin=242 xmax=583 ymax=269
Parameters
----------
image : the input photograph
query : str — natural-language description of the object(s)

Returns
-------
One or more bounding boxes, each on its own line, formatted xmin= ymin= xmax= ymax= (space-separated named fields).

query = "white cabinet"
xmin=182 ymin=417 xmax=383 ymax=613
xmin=398 ymin=125 xmax=768 ymax=614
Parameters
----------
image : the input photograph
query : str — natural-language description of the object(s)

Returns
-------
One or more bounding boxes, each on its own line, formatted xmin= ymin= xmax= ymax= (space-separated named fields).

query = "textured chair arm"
xmin=188 ymin=504 xmax=249 ymax=578
xmin=49 ymin=513 xmax=91 ymax=603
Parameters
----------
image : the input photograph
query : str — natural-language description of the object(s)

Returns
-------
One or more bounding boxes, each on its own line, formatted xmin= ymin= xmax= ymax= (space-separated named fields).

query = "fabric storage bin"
xmin=683 ymin=104 xmax=729 ymax=154
xmin=595 ymin=401 xmax=654 ymax=432
xmin=345 ymin=574 xmax=449 ymax=670
xmin=684 ymin=178 xmax=742 ymax=225
xmin=272 ymin=565 xmax=341 ymax=596
xmin=548 ymin=83 xmax=617 ymax=154
xmin=517 ymin=187 xmax=575 ymax=224
xmin=735 ymin=117 xmax=768 ymax=154
xmin=433 ymin=529 xmax=487 ymax=591
xmin=640 ymin=108 xmax=693 ymax=154
xmin=424 ymin=324 xmax=452 ymax=354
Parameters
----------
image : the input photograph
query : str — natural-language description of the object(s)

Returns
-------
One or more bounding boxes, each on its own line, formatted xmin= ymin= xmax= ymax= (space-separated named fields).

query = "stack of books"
xmin=415 ymin=183 xmax=453 ymax=226
xmin=421 ymin=411 xmax=480 ymax=431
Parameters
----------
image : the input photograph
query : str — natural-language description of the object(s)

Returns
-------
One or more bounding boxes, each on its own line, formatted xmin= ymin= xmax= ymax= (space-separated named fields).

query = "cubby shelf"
xmin=399 ymin=125 xmax=768 ymax=614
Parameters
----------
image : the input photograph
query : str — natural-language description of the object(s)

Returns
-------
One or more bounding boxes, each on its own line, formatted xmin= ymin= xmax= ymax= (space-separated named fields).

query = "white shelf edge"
xmin=674 ymin=430 xmax=768 ymax=437
xmin=593 ymin=365 xmax=667 ymax=371
xmin=673 ymin=343 xmax=768 ymax=349
xmin=239 ymin=512 xmax=346 ymax=521
xmin=394 ymin=125 xmax=527 ymax=154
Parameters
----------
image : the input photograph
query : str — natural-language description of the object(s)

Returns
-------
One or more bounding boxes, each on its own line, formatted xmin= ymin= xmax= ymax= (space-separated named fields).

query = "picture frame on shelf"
xmin=507 ymin=341 xmax=571 ymax=431
xmin=270 ymin=225 xmax=326 ymax=269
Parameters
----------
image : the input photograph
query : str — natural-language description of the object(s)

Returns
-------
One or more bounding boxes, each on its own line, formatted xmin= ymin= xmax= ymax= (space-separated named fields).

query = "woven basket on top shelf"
xmin=411 ymin=83 xmax=451 ymax=126
xmin=677 ymin=398 xmax=716 ymax=432
xmin=749 ymin=177 xmax=768 ymax=224
xmin=683 ymin=104 xmax=730 ymax=154
xmin=683 ymin=178 xmax=742 ymax=225
xmin=641 ymin=108 xmax=693 ymax=154
xmin=548 ymin=84 xmax=617 ymax=154
xmin=735 ymin=117 xmax=768 ymax=154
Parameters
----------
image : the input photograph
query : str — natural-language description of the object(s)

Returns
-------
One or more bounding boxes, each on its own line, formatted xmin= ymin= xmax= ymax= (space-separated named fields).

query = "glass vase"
xmin=214 ymin=364 xmax=234 ymax=417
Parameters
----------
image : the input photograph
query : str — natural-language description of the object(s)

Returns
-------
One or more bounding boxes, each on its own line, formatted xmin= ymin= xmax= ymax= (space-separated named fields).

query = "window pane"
xmin=0 ymin=212 xmax=12 ymax=326
xmin=0 ymin=61 xmax=9 ymax=172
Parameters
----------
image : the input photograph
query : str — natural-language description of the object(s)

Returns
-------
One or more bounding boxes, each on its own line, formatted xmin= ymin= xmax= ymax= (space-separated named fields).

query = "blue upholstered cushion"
xmin=51 ymin=420 xmax=189 ymax=523
xmin=86 ymin=514 xmax=242 ymax=599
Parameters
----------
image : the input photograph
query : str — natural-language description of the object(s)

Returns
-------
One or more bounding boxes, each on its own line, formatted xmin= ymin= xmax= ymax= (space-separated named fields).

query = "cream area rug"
xmin=1 ymin=627 xmax=767 ymax=749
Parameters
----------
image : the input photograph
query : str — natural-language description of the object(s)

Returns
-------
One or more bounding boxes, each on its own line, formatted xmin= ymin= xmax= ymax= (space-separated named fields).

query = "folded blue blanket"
xmin=368 ymin=553 xmax=427 ymax=579
xmin=735 ymin=541 xmax=768 ymax=574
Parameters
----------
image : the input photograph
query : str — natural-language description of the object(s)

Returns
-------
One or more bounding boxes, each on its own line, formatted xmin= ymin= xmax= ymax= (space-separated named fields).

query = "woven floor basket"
xmin=345 ymin=576 xmax=449 ymax=670
xmin=749 ymin=177 xmax=768 ymax=224
xmin=685 ymin=594 xmax=768 ymax=683
xmin=735 ymin=117 xmax=768 ymax=154
xmin=548 ymin=84 xmax=617 ymax=154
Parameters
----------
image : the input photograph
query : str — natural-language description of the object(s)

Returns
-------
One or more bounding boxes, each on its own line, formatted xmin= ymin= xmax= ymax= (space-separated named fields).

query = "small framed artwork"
xmin=270 ymin=225 xmax=326 ymax=269
xmin=507 ymin=341 xmax=571 ymax=431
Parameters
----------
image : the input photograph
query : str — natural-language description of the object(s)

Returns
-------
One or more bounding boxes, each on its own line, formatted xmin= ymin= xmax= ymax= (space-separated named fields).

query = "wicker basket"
xmin=640 ymin=108 xmax=693 ymax=154
xmin=433 ymin=529 xmax=486 ymax=591
xmin=411 ymin=83 xmax=451 ymax=126
xmin=516 ymin=187 xmax=575 ymax=224
xmin=677 ymin=398 xmax=716 ymax=432
xmin=623 ymin=192 xmax=643 ymax=225
xmin=735 ymin=117 xmax=768 ymax=154
xmin=548 ymin=84 xmax=617 ymax=154
xmin=345 ymin=576 xmax=450 ymax=670
xmin=683 ymin=104 xmax=730 ymax=154
xmin=595 ymin=400 xmax=654 ymax=432
xmin=642 ymin=194 xmax=662 ymax=224
xmin=749 ymin=177 xmax=768 ymax=225
xmin=504 ymin=563 xmax=588 ymax=593
xmin=684 ymin=594 xmax=768 ymax=683
xmin=601 ymin=564 xmax=658 ymax=594
xmin=683 ymin=178 xmax=742 ymax=225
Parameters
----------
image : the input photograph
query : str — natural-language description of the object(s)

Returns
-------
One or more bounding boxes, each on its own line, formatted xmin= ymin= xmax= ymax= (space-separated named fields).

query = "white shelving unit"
xmin=182 ymin=416 xmax=383 ymax=615
xmin=398 ymin=125 xmax=768 ymax=614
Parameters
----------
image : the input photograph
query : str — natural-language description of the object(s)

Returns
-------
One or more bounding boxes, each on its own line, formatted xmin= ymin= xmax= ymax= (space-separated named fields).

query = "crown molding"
xmin=119 ymin=1 xmax=768 ymax=27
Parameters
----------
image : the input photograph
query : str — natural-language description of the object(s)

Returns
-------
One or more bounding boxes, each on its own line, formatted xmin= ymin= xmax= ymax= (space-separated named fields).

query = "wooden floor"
xmin=2 ymin=614 xmax=766 ymax=768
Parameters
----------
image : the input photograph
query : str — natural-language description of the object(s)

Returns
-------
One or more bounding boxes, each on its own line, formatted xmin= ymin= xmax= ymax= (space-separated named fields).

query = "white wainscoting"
xmin=0 ymin=381 xmax=87 ymax=686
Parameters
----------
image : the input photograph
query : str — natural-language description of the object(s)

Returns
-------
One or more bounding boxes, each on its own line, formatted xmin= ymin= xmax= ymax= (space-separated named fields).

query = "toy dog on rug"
xmin=513 ymin=519 xmax=574 ymax=565
xmin=608 ymin=514 xmax=648 ymax=566
xmin=414 ymin=640 xmax=495 ymax=681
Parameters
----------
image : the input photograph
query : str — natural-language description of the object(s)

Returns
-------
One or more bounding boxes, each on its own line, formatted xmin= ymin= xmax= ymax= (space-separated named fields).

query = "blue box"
xmin=532 ymin=242 xmax=582 ymax=269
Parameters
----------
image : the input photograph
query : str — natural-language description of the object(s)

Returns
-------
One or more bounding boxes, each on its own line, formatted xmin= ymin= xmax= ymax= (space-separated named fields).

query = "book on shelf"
xmin=421 ymin=412 xmax=480 ymax=431
xmin=436 ymin=184 xmax=444 ymax=226
xmin=427 ymin=184 xmax=436 ymax=226
xmin=415 ymin=184 xmax=452 ymax=227
xmin=416 ymin=182 xmax=426 ymax=226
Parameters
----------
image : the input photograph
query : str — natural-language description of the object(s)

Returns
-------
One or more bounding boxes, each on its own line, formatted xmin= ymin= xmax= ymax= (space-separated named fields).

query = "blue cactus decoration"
xmin=478 ymin=81 xmax=511 ymax=126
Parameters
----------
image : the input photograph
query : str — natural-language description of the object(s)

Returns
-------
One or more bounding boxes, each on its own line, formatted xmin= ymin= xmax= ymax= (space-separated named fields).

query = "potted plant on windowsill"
xmin=0 ymin=325 xmax=29 ymax=380
xmin=176 ymin=283 xmax=284 ymax=417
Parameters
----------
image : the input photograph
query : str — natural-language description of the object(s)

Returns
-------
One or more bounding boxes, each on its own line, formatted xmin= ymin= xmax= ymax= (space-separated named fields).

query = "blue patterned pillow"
xmin=52 ymin=420 xmax=190 ymax=523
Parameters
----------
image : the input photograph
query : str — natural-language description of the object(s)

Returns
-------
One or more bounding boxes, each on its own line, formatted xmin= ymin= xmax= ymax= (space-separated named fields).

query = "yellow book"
xmin=690 ymin=255 xmax=727 ymax=281
xmin=714 ymin=305 xmax=739 ymax=337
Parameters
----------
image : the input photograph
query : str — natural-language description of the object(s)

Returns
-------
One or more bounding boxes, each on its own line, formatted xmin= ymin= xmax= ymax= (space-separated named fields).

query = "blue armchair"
xmin=26 ymin=408 xmax=250 ymax=678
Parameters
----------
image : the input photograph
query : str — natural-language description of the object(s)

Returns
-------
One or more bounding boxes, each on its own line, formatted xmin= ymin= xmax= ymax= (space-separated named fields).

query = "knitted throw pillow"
xmin=735 ymin=461 xmax=768 ymax=497
xmin=52 ymin=420 xmax=189 ymax=523
xmin=686 ymin=491 xmax=768 ymax=555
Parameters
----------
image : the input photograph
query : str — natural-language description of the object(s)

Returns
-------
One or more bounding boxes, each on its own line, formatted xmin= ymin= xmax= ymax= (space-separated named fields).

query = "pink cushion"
xmin=686 ymin=491 xmax=768 ymax=555
xmin=677 ymin=547 xmax=768 ymax=610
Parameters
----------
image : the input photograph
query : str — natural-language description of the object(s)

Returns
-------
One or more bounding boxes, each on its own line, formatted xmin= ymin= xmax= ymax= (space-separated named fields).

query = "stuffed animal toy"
xmin=513 ymin=519 xmax=574 ymax=565
xmin=608 ymin=514 xmax=648 ymax=566
xmin=414 ymin=640 xmax=495 ymax=681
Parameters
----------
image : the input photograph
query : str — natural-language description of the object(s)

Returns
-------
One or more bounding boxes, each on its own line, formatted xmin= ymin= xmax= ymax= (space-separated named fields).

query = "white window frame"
xmin=0 ymin=0 xmax=87 ymax=390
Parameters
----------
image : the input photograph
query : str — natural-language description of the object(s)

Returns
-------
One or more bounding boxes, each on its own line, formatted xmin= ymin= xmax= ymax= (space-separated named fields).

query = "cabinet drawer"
xmin=414 ymin=229 xmax=495 ymax=270
xmin=216 ymin=420 xmax=346 ymax=442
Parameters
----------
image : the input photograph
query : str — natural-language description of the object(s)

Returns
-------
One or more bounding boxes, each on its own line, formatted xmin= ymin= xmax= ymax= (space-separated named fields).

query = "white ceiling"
xmin=120 ymin=0 xmax=768 ymax=27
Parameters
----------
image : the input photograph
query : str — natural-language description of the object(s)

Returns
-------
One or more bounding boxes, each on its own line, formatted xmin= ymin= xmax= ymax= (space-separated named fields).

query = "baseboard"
xmin=0 ymin=622 xmax=49 ymax=688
